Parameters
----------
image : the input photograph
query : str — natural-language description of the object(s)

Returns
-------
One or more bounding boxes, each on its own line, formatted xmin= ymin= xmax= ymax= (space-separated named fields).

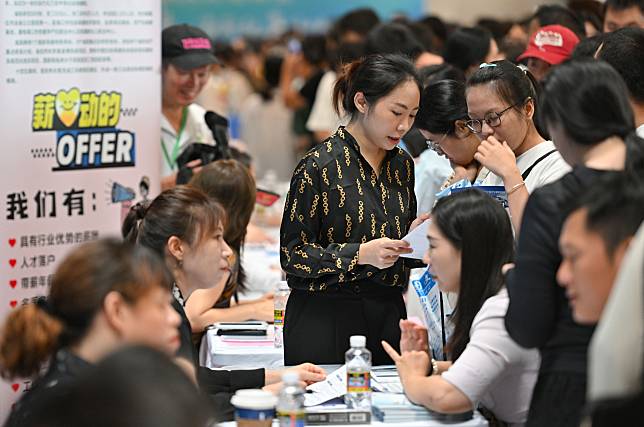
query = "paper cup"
xmin=231 ymin=389 xmax=277 ymax=427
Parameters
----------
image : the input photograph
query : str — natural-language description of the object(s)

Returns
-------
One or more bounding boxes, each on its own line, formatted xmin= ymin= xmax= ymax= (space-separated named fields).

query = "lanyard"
xmin=162 ymin=107 xmax=188 ymax=171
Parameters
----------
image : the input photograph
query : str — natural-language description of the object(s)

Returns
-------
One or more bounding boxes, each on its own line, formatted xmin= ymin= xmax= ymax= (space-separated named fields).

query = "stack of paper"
xmin=372 ymin=393 xmax=473 ymax=423
xmin=370 ymin=366 xmax=403 ymax=394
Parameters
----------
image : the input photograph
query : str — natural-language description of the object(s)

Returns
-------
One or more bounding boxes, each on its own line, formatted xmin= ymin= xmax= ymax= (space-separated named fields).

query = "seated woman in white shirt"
xmin=464 ymin=60 xmax=570 ymax=234
xmin=382 ymin=189 xmax=540 ymax=426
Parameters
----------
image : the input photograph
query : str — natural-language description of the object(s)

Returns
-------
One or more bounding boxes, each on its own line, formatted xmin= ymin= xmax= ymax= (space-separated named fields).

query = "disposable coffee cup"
xmin=231 ymin=389 xmax=277 ymax=427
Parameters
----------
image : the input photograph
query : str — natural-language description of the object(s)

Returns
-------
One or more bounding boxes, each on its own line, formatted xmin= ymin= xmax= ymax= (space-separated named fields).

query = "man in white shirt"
xmin=161 ymin=24 xmax=218 ymax=189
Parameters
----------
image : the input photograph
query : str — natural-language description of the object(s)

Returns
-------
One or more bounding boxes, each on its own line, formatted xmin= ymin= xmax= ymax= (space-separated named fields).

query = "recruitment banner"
xmin=0 ymin=0 xmax=161 ymax=419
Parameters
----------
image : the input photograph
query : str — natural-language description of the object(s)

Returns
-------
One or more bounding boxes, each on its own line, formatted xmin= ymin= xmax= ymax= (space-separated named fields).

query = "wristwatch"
xmin=430 ymin=358 xmax=440 ymax=376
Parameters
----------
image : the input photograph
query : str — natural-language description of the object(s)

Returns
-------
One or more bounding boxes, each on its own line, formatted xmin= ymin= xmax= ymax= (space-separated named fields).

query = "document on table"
xmin=304 ymin=365 xmax=347 ymax=407
xmin=400 ymin=220 xmax=429 ymax=260
xmin=371 ymin=366 xmax=403 ymax=394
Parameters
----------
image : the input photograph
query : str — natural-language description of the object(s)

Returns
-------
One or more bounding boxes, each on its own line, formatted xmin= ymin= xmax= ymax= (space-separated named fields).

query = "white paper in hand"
xmin=400 ymin=220 xmax=429 ymax=260
xmin=304 ymin=365 xmax=347 ymax=406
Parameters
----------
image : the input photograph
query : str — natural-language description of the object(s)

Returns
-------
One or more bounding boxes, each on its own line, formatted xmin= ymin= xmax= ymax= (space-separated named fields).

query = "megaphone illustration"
xmin=111 ymin=182 xmax=136 ymax=203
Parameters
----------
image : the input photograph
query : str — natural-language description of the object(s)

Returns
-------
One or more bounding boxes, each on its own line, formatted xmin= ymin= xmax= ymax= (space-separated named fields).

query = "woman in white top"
xmin=383 ymin=189 xmax=540 ymax=426
xmin=464 ymin=60 xmax=570 ymax=234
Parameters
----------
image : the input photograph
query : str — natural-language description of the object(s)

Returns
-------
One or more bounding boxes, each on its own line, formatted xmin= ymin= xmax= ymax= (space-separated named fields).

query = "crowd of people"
xmin=1 ymin=0 xmax=644 ymax=426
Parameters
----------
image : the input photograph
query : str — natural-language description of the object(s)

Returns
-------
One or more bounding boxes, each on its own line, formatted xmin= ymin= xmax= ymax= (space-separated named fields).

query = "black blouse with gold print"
xmin=280 ymin=127 xmax=424 ymax=292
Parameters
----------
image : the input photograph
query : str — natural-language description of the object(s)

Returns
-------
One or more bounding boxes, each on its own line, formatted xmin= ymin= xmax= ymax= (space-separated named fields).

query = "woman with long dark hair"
xmin=504 ymin=59 xmax=644 ymax=427
xmin=383 ymin=190 xmax=539 ymax=425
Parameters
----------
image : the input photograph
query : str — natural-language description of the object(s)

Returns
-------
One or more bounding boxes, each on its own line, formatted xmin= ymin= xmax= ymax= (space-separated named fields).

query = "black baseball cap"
xmin=162 ymin=24 xmax=218 ymax=70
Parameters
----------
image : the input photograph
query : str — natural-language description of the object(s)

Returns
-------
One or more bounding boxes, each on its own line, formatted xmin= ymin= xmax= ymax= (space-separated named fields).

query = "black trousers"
xmin=526 ymin=372 xmax=587 ymax=427
xmin=283 ymin=285 xmax=406 ymax=366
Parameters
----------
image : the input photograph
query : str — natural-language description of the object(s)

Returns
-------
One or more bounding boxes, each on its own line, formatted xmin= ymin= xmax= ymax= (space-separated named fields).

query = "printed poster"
xmin=0 ymin=0 xmax=161 ymax=419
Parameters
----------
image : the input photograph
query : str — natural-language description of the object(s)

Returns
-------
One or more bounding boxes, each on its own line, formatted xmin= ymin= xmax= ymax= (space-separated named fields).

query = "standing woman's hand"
xmin=409 ymin=213 xmax=430 ymax=231
xmin=358 ymin=238 xmax=412 ymax=269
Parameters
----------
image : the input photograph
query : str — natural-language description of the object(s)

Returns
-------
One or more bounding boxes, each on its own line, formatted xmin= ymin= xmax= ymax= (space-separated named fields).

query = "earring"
xmin=177 ymin=258 xmax=183 ymax=268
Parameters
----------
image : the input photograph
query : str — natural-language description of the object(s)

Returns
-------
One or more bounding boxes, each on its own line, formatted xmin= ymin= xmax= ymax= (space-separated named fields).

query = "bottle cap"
xmin=281 ymin=371 xmax=299 ymax=384
xmin=350 ymin=335 xmax=366 ymax=348
xmin=277 ymin=281 xmax=290 ymax=291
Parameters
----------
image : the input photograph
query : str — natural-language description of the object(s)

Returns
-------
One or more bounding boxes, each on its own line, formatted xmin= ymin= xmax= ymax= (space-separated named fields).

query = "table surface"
xmin=200 ymin=325 xmax=284 ymax=369
xmin=218 ymin=415 xmax=489 ymax=427
xmin=203 ymin=336 xmax=488 ymax=427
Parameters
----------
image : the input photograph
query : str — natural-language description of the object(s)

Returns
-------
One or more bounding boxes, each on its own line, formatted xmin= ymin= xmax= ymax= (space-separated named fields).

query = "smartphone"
xmin=211 ymin=321 xmax=268 ymax=336
xmin=256 ymin=188 xmax=280 ymax=207
xmin=216 ymin=329 xmax=267 ymax=336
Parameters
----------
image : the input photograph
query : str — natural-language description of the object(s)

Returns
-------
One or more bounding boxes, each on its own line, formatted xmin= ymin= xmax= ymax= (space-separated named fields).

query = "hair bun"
xmin=131 ymin=201 xmax=150 ymax=220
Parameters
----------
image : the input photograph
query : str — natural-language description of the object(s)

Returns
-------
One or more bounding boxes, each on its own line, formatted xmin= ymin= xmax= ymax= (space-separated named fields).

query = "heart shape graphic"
xmin=10 ymin=300 xmax=17 ymax=308
xmin=11 ymin=384 xmax=19 ymax=392
xmin=8 ymin=238 xmax=16 ymax=247
xmin=55 ymin=88 xmax=81 ymax=127
xmin=9 ymin=259 xmax=16 ymax=267
xmin=9 ymin=280 xmax=16 ymax=288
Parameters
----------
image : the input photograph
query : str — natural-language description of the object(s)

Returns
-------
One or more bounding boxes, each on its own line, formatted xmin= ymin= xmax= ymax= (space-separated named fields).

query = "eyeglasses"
xmin=465 ymin=102 xmax=520 ymax=134
xmin=426 ymin=132 xmax=448 ymax=156
xmin=424 ymin=120 xmax=471 ymax=156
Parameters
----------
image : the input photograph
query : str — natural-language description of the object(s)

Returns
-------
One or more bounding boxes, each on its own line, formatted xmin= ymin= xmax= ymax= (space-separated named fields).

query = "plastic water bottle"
xmin=274 ymin=281 xmax=290 ymax=348
xmin=277 ymin=371 xmax=305 ymax=427
xmin=345 ymin=335 xmax=372 ymax=410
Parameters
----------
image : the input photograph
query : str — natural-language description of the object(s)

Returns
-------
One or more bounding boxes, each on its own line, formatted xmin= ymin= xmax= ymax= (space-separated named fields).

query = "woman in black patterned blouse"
xmin=280 ymin=54 xmax=428 ymax=365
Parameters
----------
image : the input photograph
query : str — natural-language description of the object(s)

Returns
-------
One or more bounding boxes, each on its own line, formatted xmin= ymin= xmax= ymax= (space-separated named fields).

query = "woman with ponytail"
xmin=0 ymin=239 xmax=181 ymax=426
xmin=280 ymin=54 xmax=428 ymax=365
xmin=123 ymin=186 xmax=325 ymax=420
xmin=504 ymin=59 xmax=644 ymax=427
xmin=465 ymin=59 xmax=570 ymax=234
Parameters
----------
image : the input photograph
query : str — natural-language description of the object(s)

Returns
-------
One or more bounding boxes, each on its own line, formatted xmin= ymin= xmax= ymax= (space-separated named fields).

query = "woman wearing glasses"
xmin=465 ymin=60 xmax=570 ymax=233
xmin=415 ymin=79 xmax=488 ymax=188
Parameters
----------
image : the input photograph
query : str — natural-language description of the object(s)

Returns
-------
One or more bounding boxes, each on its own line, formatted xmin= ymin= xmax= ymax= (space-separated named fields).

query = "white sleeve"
xmin=440 ymin=296 xmax=524 ymax=405
xmin=528 ymin=152 xmax=571 ymax=191
xmin=306 ymin=71 xmax=340 ymax=132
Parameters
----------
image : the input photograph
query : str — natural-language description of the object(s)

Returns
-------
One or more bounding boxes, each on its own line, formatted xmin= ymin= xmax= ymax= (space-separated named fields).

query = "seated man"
xmin=556 ymin=172 xmax=644 ymax=425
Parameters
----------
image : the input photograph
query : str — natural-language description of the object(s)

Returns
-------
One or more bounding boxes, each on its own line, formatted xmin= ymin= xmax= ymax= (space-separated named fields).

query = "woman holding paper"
xmin=382 ymin=189 xmax=540 ymax=426
xmin=280 ymin=54 xmax=428 ymax=366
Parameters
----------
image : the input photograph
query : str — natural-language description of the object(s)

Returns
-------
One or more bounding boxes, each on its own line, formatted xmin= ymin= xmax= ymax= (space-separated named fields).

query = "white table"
xmin=219 ymin=416 xmax=489 ymax=427
xmin=200 ymin=325 xmax=284 ymax=369
xmin=201 ymin=337 xmax=489 ymax=427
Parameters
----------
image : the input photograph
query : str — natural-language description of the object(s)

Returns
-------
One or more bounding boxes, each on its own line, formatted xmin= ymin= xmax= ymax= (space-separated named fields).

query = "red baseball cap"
xmin=518 ymin=25 xmax=580 ymax=65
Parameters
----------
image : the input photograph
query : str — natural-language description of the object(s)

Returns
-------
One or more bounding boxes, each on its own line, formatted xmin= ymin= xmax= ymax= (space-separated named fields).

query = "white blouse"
xmin=441 ymin=288 xmax=540 ymax=426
